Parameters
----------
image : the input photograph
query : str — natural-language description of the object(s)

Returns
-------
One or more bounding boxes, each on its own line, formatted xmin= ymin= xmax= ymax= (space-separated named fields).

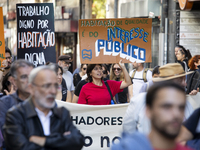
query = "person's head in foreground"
xmin=146 ymin=82 xmax=190 ymax=149
xmin=28 ymin=65 xmax=58 ymax=112
xmin=111 ymin=82 xmax=191 ymax=150
xmin=3 ymin=65 xmax=85 ymax=150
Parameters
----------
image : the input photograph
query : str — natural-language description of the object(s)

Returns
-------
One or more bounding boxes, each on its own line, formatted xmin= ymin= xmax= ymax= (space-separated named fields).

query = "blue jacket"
xmin=0 ymin=91 xmax=23 ymax=130
xmin=111 ymin=132 xmax=153 ymax=150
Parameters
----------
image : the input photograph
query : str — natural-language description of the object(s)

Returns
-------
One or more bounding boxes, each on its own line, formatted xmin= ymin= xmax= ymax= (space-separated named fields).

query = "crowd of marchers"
xmin=0 ymin=45 xmax=200 ymax=150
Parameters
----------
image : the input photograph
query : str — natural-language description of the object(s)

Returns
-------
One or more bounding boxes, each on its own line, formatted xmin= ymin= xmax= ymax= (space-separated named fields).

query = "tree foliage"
xmin=92 ymin=0 xmax=106 ymax=19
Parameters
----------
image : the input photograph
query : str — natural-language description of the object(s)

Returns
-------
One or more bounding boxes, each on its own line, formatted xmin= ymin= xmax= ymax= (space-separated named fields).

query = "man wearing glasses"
xmin=0 ymin=59 xmax=34 ymax=149
xmin=3 ymin=66 xmax=84 ymax=150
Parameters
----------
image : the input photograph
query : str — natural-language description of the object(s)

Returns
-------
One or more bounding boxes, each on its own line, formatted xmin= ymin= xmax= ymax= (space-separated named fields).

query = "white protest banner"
xmin=56 ymin=100 xmax=129 ymax=150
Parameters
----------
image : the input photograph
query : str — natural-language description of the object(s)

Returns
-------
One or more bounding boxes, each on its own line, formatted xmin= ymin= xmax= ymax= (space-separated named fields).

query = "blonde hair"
xmin=109 ymin=63 xmax=124 ymax=81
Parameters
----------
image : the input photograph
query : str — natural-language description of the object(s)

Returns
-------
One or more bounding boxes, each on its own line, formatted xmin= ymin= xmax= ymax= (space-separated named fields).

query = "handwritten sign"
xmin=0 ymin=7 xmax=5 ymax=67
xmin=79 ymin=18 xmax=152 ymax=64
xmin=16 ymin=3 xmax=56 ymax=67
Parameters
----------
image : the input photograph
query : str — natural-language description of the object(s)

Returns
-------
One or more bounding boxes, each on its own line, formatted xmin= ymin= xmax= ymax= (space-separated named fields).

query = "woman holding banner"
xmin=77 ymin=60 xmax=132 ymax=105
xmin=110 ymin=63 xmax=129 ymax=103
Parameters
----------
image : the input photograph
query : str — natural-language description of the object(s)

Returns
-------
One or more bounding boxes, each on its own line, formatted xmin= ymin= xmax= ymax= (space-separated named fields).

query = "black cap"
xmin=58 ymin=55 xmax=73 ymax=62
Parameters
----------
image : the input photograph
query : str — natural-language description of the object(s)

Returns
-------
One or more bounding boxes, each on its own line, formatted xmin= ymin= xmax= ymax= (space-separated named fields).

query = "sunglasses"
xmin=112 ymin=68 xmax=121 ymax=71
xmin=82 ymin=68 xmax=87 ymax=70
xmin=103 ymin=70 xmax=107 ymax=74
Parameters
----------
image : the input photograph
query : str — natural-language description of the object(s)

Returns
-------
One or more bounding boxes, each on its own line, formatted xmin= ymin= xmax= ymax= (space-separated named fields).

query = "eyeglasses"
xmin=82 ymin=68 xmax=87 ymax=70
xmin=32 ymin=82 xmax=59 ymax=90
xmin=112 ymin=68 xmax=121 ymax=71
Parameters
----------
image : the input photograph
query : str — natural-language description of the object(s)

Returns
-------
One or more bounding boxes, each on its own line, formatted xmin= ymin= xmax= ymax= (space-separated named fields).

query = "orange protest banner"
xmin=79 ymin=18 xmax=152 ymax=64
xmin=0 ymin=7 xmax=5 ymax=67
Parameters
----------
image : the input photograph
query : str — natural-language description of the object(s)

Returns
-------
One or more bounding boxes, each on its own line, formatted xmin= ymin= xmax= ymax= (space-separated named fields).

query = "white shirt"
xmin=81 ymin=74 xmax=87 ymax=80
xmin=129 ymin=69 xmax=152 ymax=97
xmin=122 ymin=93 xmax=194 ymax=135
xmin=62 ymin=70 xmax=75 ymax=91
xmin=35 ymin=108 xmax=52 ymax=136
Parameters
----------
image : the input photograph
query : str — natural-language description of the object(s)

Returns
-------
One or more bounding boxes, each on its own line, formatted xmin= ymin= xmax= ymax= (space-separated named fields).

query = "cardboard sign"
xmin=79 ymin=18 xmax=152 ymax=64
xmin=16 ymin=3 xmax=56 ymax=67
xmin=56 ymin=100 xmax=129 ymax=150
xmin=0 ymin=7 xmax=5 ymax=67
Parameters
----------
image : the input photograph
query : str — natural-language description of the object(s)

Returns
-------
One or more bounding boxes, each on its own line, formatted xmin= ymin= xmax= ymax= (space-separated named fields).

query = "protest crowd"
xmin=0 ymin=2 xmax=200 ymax=149
xmin=0 ymin=45 xmax=199 ymax=150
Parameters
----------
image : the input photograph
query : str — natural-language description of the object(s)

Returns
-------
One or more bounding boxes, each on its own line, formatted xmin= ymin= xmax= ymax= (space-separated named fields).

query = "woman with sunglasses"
xmin=73 ymin=64 xmax=88 ymax=87
xmin=78 ymin=60 xmax=132 ymax=105
xmin=110 ymin=63 xmax=129 ymax=103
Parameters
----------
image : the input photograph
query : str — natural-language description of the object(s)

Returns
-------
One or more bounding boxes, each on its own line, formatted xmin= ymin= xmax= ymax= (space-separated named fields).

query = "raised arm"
xmin=118 ymin=60 xmax=132 ymax=89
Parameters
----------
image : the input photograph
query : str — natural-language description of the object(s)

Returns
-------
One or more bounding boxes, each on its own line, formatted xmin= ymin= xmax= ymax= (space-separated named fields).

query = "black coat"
xmin=3 ymin=98 xmax=85 ymax=150
xmin=186 ymin=68 xmax=200 ymax=94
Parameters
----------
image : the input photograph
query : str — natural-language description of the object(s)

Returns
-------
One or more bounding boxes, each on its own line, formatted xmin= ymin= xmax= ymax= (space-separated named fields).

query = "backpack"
xmin=131 ymin=68 xmax=153 ymax=83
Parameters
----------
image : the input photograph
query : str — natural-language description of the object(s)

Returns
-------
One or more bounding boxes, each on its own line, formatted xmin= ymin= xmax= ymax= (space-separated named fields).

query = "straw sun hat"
xmin=152 ymin=63 xmax=193 ymax=82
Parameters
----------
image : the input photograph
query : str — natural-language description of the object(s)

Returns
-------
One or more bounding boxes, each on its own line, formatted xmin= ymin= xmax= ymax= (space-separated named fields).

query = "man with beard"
xmin=3 ymin=65 xmax=84 ymax=150
xmin=123 ymin=63 xmax=194 ymax=134
xmin=111 ymin=82 xmax=192 ymax=150
xmin=1 ymin=47 xmax=12 ymax=73
xmin=0 ymin=47 xmax=13 ymax=91
xmin=58 ymin=55 xmax=74 ymax=102
xmin=129 ymin=62 xmax=152 ymax=99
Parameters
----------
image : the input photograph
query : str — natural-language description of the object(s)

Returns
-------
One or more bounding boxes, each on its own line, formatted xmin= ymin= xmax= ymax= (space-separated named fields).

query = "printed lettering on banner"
xmin=16 ymin=3 xmax=56 ymax=67
xmin=79 ymin=18 xmax=152 ymax=64
xmin=56 ymin=100 xmax=129 ymax=150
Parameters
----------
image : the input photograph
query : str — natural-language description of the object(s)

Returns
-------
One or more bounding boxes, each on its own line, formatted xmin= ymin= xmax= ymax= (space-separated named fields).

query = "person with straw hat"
xmin=123 ymin=63 xmax=196 ymax=134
